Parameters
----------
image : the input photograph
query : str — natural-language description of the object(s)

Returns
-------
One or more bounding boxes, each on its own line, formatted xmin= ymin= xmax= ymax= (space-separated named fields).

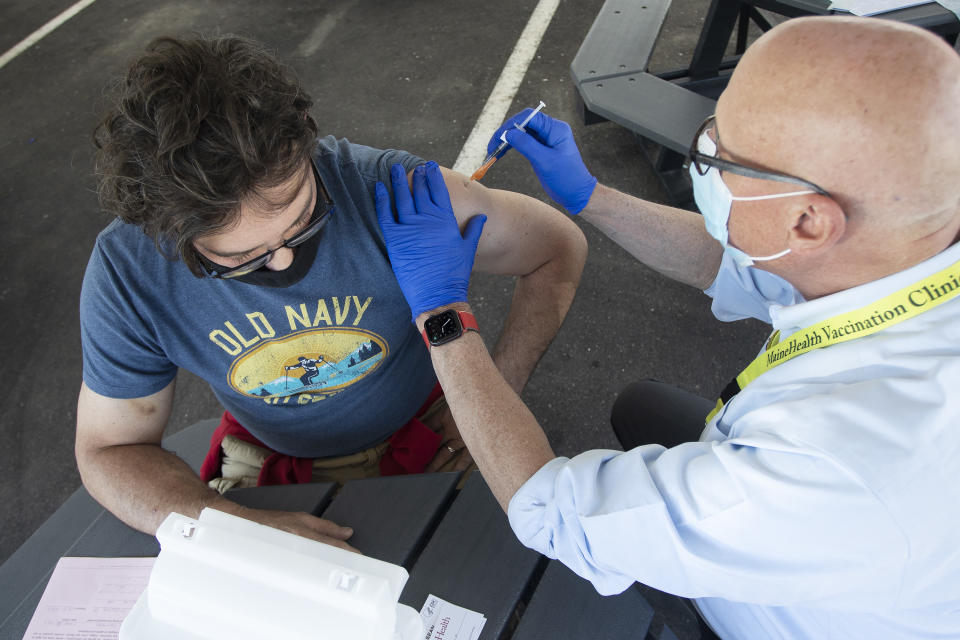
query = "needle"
xmin=470 ymin=100 xmax=546 ymax=181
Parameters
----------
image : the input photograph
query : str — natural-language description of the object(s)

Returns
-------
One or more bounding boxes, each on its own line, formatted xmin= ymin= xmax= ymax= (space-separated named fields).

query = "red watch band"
xmin=459 ymin=312 xmax=480 ymax=332
xmin=422 ymin=310 xmax=479 ymax=348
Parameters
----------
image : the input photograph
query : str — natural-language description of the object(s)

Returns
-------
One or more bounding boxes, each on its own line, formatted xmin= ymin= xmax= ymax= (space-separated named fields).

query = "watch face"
xmin=424 ymin=310 xmax=463 ymax=346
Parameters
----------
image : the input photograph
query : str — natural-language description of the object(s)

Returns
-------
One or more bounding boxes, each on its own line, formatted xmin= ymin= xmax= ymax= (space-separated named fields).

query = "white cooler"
xmin=120 ymin=508 xmax=423 ymax=640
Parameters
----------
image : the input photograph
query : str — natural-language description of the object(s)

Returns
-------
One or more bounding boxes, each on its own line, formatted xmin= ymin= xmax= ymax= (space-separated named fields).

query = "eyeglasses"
xmin=686 ymin=115 xmax=830 ymax=196
xmin=198 ymin=160 xmax=334 ymax=279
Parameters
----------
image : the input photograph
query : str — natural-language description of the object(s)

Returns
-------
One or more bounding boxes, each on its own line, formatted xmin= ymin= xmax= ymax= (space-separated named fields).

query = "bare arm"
xmin=441 ymin=167 xmax=588 ymax=392
xmin=75 ymin=381 xmax=355 ymax=548
xmin=579 ymin=184 xmax=723 ymax=290
xmin=381 ymin=164 xmax=559 ymax=503
xmin=416 ymin=303 xmax=554 ymax=510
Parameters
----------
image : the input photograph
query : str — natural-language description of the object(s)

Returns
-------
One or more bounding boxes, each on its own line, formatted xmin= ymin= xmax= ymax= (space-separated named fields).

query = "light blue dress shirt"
xmin=508 ymin=242 xmax=960 ymax=639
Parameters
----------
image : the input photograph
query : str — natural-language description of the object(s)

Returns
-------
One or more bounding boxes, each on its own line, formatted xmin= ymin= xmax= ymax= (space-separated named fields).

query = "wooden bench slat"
xmin=513 ymin=560 xmax=655 ymax=640
xmin=399 ymin=473 xmax=543 ymax=640
xmin=571 ymin=0 xmax=673 ymax=82
xmin=320 ymin=472 xmax=460 ymax=568
xmin=579 ymin=73 xmax=715 ymax=154
xmin=226 ymin=482 xmax=337 ymax=516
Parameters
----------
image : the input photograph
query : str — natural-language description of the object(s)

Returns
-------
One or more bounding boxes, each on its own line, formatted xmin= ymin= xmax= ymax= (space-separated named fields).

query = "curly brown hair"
xmin=93 ymin=36 xmax=318 ymax=276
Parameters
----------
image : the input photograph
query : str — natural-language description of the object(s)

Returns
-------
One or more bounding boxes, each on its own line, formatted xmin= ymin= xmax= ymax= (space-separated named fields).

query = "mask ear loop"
xmin=694 ymin=126 xmax=813 ymax=265
xmin=747 ymin=247 xmax=791 ymax=262
xmin=727 ymin=186 xmax=814 ymax=263
xmin=730 ymin=191 xmax=815 ymax=202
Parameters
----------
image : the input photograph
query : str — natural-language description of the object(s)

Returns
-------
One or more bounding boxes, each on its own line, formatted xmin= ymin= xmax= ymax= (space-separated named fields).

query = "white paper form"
xmin=828 ymin=2 xmax=960 ymax=35
xmin=828 ymin=0 xmax=933 ymax=15
xmin=419 ymin=594 xmax=487 ymax=640
xmin=22 ymin=557 xmax=154 ymax=640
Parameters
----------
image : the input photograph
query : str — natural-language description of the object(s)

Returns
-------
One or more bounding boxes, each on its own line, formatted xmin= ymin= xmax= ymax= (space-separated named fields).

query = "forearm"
xmin=77 ymin=443 xmax=245 ymax=535
xmin=421 ymin=304 xmax=555 ymax=510
xmin=580 ymin=184 xmax=723 ymax=289
xmin=490 ymin=239 xmax=585 ymax=393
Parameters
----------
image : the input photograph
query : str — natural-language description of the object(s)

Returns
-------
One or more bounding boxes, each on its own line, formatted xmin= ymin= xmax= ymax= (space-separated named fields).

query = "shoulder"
xmin=728 ymin=332 xmax=960 ymax=490
xmin=85 ymin=218 xmax=155 ymax=280
xmin=81 ymin=217 xmax=183 ymax=306
xmin=313 ymin=135 xmax=423 ymax=186
xmin=94 ymin=216 xmax=146 ymax=248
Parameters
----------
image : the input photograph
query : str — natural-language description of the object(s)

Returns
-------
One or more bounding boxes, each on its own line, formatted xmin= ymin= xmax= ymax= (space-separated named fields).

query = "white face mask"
xmin=689 ymin=131 xmax=811 ymax=268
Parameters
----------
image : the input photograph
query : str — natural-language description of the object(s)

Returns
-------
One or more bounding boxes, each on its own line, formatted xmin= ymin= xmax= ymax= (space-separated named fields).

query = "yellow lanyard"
xmin=705 ymin=256 xmax=960 ymax=424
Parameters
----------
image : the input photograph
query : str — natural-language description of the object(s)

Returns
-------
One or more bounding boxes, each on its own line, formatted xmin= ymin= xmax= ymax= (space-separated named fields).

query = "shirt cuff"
xmin=507 ymin=455 xmax=636 ymax=596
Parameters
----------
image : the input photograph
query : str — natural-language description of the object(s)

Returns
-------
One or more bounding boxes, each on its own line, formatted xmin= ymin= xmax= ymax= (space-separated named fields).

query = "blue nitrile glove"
xmin=375 ymin=161 xmax=487 ymax=320
xmin=486 ymin=109 xmax=597 ymax=214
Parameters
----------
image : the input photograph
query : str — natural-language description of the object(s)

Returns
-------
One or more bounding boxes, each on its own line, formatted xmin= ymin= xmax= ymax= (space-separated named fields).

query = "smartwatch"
xmin=421 ymin=309 xmax=479 ymax=348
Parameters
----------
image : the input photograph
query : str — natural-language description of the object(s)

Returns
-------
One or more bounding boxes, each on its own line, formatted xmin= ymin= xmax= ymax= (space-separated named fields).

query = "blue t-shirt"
xmin=80 ymin=137 xmax=437 ymax=457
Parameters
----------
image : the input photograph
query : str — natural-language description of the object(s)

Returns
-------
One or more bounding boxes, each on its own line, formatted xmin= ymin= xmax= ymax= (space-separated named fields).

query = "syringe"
xmin=470 ymin=100 xmax=546 ymax=181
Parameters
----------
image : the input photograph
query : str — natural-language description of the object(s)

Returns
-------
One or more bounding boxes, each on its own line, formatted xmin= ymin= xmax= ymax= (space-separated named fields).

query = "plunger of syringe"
xmin=470 ymin=100 xmax=546 ymax=181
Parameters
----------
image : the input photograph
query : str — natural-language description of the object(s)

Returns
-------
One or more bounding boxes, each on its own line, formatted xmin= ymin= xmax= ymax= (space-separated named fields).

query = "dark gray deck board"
xmin=513 ymin=560 xmax=655 ymax=640
xmin=320 ymin=472 xmax=460 ymax=567
xmin=400 ymin=473 xmax=544 ymax=640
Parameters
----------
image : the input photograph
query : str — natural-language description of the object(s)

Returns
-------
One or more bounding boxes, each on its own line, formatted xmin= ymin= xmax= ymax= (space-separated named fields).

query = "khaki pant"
xmin=208 ymin=396 xmax=472 ymax=493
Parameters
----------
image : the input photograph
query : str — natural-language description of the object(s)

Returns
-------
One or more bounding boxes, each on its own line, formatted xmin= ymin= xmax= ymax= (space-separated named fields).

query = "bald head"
xmin=717 ymin=17 xmax=960 ymax=241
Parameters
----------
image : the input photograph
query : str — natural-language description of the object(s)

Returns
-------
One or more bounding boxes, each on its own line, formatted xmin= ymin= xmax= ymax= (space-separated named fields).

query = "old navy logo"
xmin=209 ymin=296 xmax=372 ymax=356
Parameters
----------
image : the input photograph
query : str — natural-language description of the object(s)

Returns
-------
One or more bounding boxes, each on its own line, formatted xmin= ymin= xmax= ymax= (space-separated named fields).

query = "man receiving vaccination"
xmin=77 ymin=36 xmax=586 ymax=550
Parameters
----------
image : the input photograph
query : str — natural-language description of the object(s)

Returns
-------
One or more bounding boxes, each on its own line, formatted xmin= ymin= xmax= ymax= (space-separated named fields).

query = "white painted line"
xmin=452 ymin=0 xmax=561 ymax=175
xmin=0 ymin=0 xmax=98 ymax=71
xmin=294 ymin=0 xmax=357 ymax=59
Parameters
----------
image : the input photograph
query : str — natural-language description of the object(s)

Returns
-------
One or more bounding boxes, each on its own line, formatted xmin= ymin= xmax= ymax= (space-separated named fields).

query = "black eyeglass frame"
xmin=686 ymin=115 xmax=830 ymax=196
xmin=197 ymin=159 xmax=334 ymax=279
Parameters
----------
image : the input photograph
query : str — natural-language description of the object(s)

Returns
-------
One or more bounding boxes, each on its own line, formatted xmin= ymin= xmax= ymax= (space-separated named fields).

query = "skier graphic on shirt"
xmin=285 ymin=354 xmax=344 ymax=387
xmin=285 ymin=355 xmax=323 ymax=386
xmin=235 ymin=330 xmax=390 ymax=399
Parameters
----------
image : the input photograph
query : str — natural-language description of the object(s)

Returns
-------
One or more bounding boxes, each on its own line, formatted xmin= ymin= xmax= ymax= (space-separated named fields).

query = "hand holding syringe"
xmin=470 ymin=101 xmax=546 ymax=181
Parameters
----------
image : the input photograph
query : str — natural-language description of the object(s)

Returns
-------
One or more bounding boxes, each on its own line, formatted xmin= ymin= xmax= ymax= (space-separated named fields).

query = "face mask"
xmin=231 ymin=226 xmax=323 ymax=288
xmin=689 ymin=132 xmax=811 ymax=268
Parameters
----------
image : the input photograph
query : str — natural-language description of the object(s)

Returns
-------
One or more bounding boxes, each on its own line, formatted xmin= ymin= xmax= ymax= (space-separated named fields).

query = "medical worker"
xmin=375 ymin=16 xmax=960 ymax=639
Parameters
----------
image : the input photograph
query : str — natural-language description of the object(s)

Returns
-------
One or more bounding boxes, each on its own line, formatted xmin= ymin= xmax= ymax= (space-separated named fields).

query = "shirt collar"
xmin=770 ymin=241 xmax=960 ymax=332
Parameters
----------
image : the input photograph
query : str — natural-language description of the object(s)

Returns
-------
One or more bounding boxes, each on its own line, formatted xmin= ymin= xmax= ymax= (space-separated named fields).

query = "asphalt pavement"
xmin=0 ymin=0 xmax=769 ymax=574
